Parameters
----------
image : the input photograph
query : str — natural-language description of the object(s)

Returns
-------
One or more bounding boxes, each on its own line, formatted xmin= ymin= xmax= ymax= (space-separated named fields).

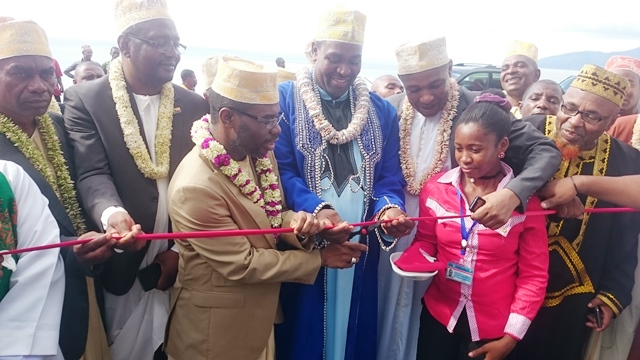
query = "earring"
xmin=498 ymin=152 xmax=505 ymax=159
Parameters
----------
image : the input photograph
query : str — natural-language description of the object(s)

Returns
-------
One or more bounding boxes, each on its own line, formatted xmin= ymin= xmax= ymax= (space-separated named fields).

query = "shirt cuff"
xmin=170 ymin=243 xmax=179 ymax=253
xmin=503 ymin=313 xmax=531 ymax=340
xmin=101 ymin=206 xmax=128 ymax=231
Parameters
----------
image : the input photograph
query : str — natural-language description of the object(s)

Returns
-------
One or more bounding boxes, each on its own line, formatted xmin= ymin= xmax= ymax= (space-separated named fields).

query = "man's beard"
xmin=554 ymin=138 xmax=581 ymax=160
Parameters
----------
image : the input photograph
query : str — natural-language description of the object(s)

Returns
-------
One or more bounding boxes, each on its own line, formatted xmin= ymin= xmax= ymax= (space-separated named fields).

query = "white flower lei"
xmin=296 ymin=68 xmax=371 ymax=145
xmin=191 ymin=117 xmax=283 ymax=229
xmin=108 ymin=57 xmax=174 ymax=179
xmin=400 ymin=79 xmax=460 ymax=196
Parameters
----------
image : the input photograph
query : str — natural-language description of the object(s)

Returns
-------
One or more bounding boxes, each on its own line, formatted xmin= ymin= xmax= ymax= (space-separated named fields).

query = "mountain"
xmin=538 ymin=47 xmax=640 ymax=70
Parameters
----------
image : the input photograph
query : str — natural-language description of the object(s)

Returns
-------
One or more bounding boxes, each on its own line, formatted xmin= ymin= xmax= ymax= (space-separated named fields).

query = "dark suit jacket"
xmin=387 ymin=86 xmax=561 ymax=208
xmin=0 ymin=113 xmax=89 ymax=360
xmin=63 ymin=76 xmax=209 ymax=295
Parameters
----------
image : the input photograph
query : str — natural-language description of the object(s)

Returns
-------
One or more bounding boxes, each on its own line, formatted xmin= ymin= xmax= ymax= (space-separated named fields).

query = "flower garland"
xmin=296 ymin=68 xmax=371 ymax=145
xmin=0 ymin=113 xmax=86 ymax=235
xmin=108 ymin=57 xmax=174 ymax=179
xmin=631 ymin=114 xmax=640 ymax=151
xmin=191 ymin=117 xmax=283 ymax=229
xmin=399 ymin=79 xmax=460 ymax=196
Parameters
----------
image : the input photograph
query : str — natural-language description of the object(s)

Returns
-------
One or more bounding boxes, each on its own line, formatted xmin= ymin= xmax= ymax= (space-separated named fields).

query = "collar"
xmin=317 ymin=84 xmax=349 ymax=102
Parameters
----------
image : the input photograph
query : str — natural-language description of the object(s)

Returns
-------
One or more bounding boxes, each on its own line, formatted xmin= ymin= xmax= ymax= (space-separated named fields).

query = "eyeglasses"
xmin=560 ymin=103 xmax=607 ymax=124
xmin=230 ymin=108 xmax=284 ymax=129
xmin=127 ymin=34 xmax=186 ymax=55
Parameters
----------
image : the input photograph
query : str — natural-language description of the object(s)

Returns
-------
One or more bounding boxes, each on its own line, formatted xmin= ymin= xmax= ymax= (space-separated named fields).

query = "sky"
xmin=5 ymin=0 xmax=640 ymax=91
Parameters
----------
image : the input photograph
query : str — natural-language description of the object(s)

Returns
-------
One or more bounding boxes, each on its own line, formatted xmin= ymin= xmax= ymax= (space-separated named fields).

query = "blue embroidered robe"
xmin=274 ymin=78 xmax=406 ymax=360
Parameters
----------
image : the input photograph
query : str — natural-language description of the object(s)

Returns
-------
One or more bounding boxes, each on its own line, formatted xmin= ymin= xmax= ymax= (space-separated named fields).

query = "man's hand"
xmin=107 ymin=212 xmax=145 ymax=252
xmin=586 ymin=297 xmax=614 ymax=331
xmin=470 ymin=188 xmax=520 ymax=230
xmin=379 ymin=207 xmax=414 ymax=238
xmin=539 ymin=178 xmax=585 ymax=219
xmin=153 ymin=250 xmax=179 ymax=291
xmin=468 ymin=335 xmax=517 ymax=360
xmin=290 ymin=211 xmax=327 ymax=237
xmin=320 ymin=242 xmax=368 ymax=269
xmin=74 ymin=232 xmax=117 ymax=266
xmin=316 ymin=209 xmax=353 ymax=244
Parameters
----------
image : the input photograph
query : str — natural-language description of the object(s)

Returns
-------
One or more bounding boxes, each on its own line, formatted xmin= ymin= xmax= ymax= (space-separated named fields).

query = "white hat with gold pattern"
xmin=114 ymin=0 xmax=172 ymax=34
xmin=315 ymin=6 xmax=366 ymax=45
xmin=212 ymin=56 xmax=279 ymax=105
xmin=0 ymin=18 xmax=51 ymax=61
xmin=396 ymin=37 xmax=449 ymax=76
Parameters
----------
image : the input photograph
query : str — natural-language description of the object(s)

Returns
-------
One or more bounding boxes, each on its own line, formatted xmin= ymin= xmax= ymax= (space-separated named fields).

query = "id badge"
xmin=446 ymin=261 xmax=474 ymax=285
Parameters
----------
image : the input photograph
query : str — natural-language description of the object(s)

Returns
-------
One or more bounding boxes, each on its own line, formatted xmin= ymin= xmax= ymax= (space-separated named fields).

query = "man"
xmin=516 ymin=64 xmax=640 ymax=360
xmin=166 ymin=55 xmax=366 ymax=360
xmin=605 ymin=55 xmax=640 ymax=117
xmin=518 ymin=79 xmax=563 ymax=117
xmin=52 ymin=58 xmax=64 ymax=102
xmin=0 ymin=17 xmax=127 ymax=360
xmin=276 ymin=57 xmax=285 ymax=68
xmin=274 ymin=7 xmax=413 ymax=360
xmin=179 ymin=68 xmax=196 ymax=91
xmin=500 ymin=40 xmax=541 ymax=118
xmin=63 ymin=0 xmax=209 ymax=358
xmin=371 ymin=74 xmax=404 ymax=98
xmin=73 ymin=61 xmax=105 ymax=84
xmin=383 ymin=37 xmax=560 ymax=360
xmin=64 ymin=44 xmax=93 ymax=79
xmin=0 ymin=160 xmax=65 ymax=359
xmin=102 ymin=46 xmax=120 ymax=74
xmin=606 ymin=56 xmax=640 ymax=147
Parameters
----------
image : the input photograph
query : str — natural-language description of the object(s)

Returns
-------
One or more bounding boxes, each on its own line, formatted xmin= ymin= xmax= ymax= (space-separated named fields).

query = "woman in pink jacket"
xmin=406 ymin=93 xmax=549 ymax=360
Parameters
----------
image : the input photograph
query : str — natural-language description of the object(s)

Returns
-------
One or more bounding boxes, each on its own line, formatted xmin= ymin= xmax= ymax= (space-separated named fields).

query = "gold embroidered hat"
xmin=395 ymin=37 xmax=449 ymax=75
xmin=211 ymin=56 xmax=279 ymax=105
xmin=570 ymin=64 xmax=630 ymax=107
xmin=114 ymin=0 xmax=172 ymax=34
xmin=605 ymin=55 xmax=640 ymax=77
xmin=0 ymin=18 xmax=52 ymax=61
xmin=505 ymin=40 xmax=538 ymax=63
xmin=315 ymin=7 xmax=366 ymax=45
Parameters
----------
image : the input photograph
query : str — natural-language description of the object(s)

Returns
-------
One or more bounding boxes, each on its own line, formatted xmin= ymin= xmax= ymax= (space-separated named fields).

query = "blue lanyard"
xmin=456 ymin=188 xmax=478 ymax=255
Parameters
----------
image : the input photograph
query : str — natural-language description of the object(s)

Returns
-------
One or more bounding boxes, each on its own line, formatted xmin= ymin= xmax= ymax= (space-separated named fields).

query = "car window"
xmin=459 ymin=72 xmax=490 ymax=91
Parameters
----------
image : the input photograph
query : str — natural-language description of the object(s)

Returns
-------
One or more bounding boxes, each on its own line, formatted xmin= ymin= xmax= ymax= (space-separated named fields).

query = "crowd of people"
xmin=0 ymin=1 xmax=640 ymax=360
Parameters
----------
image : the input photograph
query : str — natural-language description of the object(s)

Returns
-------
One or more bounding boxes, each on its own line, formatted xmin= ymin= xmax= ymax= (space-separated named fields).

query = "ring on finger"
xmin=350 ymin=257 xmax=356 ymax=265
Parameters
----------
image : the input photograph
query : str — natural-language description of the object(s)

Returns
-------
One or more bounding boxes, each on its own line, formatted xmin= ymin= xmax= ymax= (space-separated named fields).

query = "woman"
xmin=404 ymin=93 xmax=549 ymax=360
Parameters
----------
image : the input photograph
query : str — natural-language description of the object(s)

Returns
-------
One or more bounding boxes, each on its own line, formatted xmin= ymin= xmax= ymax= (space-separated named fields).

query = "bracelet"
xmin=569 ymin=176 xmax=579 ymax=194
xmin=312 ymin=202 xmax=333 ymax=218
xmin=375 ymin=203 xmax=402 ymax=252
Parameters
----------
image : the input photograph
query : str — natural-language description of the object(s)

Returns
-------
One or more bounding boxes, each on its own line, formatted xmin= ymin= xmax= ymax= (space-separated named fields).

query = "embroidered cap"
xmin=570 ymin=64 xmax=630 ymax=107
xmin=315 ymin=6 xmax=366 ymax=45
xmin=605 ymin=55 xmax=640 ymax=77
xmin=114 ymin=0 xmax=172 ymax=34
xmin=505 ymin=40 xmax=538 ymax=63
xmin=395 ymin=37 xmax=449 ymax=76
xmin=0 ymin=18 xmax=51 ymax=61
xmin=211 ymin=56 xmax=279 ymax=105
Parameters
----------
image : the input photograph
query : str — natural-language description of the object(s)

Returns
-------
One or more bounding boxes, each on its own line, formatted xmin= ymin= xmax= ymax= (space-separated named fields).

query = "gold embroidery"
xmin=543 ymin=117 xmax=612 ymax=306
xmin=597 ymin=294 xmax=621 ymax=316
xmin=544 ymin=235 xmax=595 ymax=307
xmin=599 ymin=291 xmax=623 ymax=310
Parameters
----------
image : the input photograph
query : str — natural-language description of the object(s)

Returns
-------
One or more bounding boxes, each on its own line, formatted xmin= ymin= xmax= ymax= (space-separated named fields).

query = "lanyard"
xmin=456 ymin=188 xmax=478 ymax=256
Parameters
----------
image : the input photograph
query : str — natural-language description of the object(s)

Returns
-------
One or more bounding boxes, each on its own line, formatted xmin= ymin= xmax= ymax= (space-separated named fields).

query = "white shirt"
xmin=0 ymin=160 xmax=65 ymax=360
xmin=102 ymin=93 xmax=172 ymax=360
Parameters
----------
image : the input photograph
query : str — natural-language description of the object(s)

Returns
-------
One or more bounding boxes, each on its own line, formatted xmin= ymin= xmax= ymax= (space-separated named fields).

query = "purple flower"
xmin=267 ymin=201 xmax=278 ymax=207
xmin=202 ymin=137 xmax=212 ymax=149
xmin=269 ymin=184 xmax=279 ymax=190
xmin=214 ymin=154 xmax=231 ymax=167
xmin=202 ymin=118 xmax=209 ymax=123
